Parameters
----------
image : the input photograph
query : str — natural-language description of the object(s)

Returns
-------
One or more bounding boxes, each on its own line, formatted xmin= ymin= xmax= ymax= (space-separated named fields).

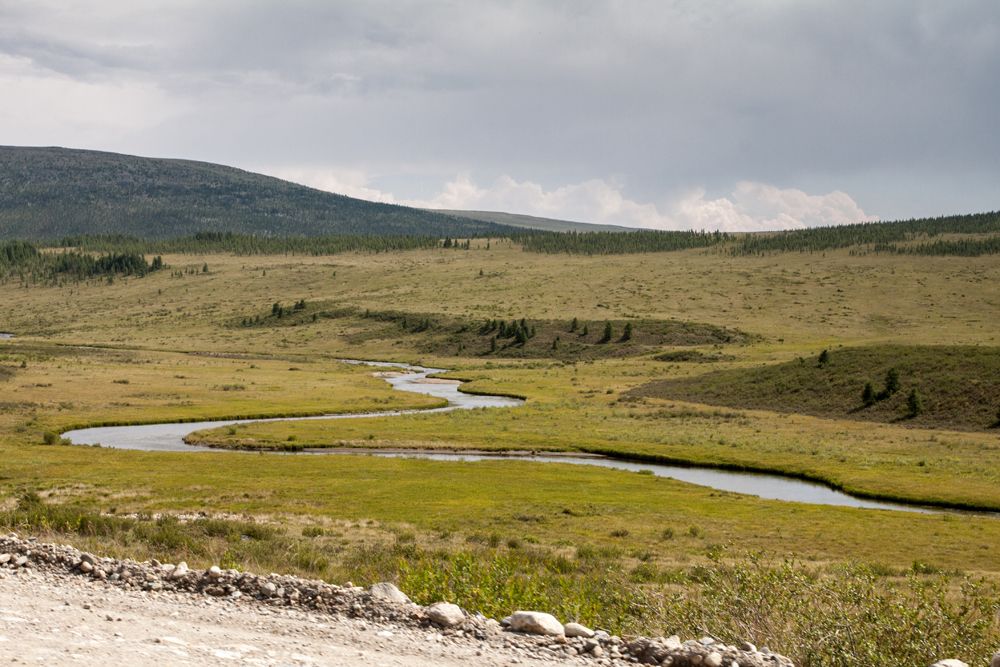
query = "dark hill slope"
xmin=0 ymin=146 xmax=512 ymax=239
xmin=629 ymin=344 xmax=1000 ymax=432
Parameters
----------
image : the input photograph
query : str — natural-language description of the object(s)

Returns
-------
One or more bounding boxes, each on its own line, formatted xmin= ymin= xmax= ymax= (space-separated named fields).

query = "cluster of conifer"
xmin=52 ymin=232 xmax=441 ymax=256
xmin=0 ymin=239 xmax=162 ymax=282
xmin=731 ymin=211 xmax=1000 ymax=256
xmin=512 ymin=229 xmax=727 ymax=255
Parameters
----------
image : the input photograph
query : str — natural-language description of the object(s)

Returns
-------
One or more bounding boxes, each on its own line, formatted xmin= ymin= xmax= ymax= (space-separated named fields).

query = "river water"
xmin=63 ymin=359 xmax=935 ymax=513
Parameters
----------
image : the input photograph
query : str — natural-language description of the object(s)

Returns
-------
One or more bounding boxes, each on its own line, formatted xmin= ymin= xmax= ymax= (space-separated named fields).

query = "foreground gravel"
xmin=0 ymin=533 xmax=793 ymax=666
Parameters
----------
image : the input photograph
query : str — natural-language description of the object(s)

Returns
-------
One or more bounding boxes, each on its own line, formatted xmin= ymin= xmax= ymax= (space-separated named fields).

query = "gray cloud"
xmin=0 ymin=0 xmax=997 ymax=227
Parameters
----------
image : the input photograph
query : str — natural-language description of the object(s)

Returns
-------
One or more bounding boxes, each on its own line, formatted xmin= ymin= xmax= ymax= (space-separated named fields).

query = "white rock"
xmin=508 ymin=611 xmax=564 ymax=636
xmin=564 ymin=622 xmax=594 ymax=638
xmin=931 ymin=661 xmax=969 ymax=667
xmin=259 ymin=582 xmax=277 ymax=596
xmin=425 ymin=602 xmax=465 ymax=628
xmin=208 ymin=566 xmax=222 ymax=579
xmin=705 ymin=651 xmax=724 ymax=667
xmin=368 ymin=582 xmax=412 ymax=605
xmin=79 ymin=560 xmax=94 ymax=573
xmin=168 ymin=562 xmax=189 ymax=580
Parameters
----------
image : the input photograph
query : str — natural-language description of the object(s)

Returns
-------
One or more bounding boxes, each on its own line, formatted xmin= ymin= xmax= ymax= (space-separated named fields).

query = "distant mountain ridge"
xmin=433 ymin=209 xmax=631 ymax=233
xmin=0 ymin=146 xmax=515 ymax=239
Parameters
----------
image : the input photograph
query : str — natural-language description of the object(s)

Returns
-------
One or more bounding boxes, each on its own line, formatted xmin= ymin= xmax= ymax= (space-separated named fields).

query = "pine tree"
xmin=622 ymin=322 xmax=633 ymax=341
xmin=885 ymin=367 xmax=901 ymax=395
xmin=570 ymin=317 xmax=578 ymax=332
xmin=599 ymin=321 xmax=613 ymax=343
xmin=490 ymin=336 xmax=497 ymax=353
xmin=818 ymin=349 xmax=830 ymax=365
xmin=907 ymin=388 xmax=923 ymax=417
xmin=552 ymin=336 xmax=560 ymax=350
xmin=862 ymin=382 xmax=875 ymax=406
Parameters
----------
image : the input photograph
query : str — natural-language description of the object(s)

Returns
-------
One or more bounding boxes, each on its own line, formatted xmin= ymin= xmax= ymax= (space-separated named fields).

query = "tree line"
xmin=0 ymin=240 xmax=162 ymax=282
xmin=52 ymin=232 xmax=441 ymax=256
xmin=730 ymin=211 xmax=1000 ymax=256
xmin=512 ymin=229 xmax=728 ymax=255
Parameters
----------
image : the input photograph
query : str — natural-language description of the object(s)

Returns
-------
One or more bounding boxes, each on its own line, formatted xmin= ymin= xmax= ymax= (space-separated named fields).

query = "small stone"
xmin=208 ymin=566 xmax=223 ymax=579
xmin=508 ymin=611 xmax=564 ymax=636
xmin=739 ymin=641 xmax=757 ymax=652
xmin=591 ymin=646 xmax=604 ymax=658
xmin=260 ymin=582 xmax=277 ymax=596
xmin=930 ymin=661 xmax=969 ymax=667
xmin=564 ymin=622 xmax=594 ymax=638
xmin=0 ymin=554 xmax=10 ymax=564
xmin=79 ymin=561 xmax=94 ymax=574
xmin=368 ymin=582 xmax=412 ymax=605
xmin=426 ymin=602 xmax=465 ymax=628
xmin=14 ymin=556 xmax=27 ymax=567
xmin=704 ymin=651 xmax=724 ymax=667
xmin=992 ymin=652 xmax=1000 ymax=667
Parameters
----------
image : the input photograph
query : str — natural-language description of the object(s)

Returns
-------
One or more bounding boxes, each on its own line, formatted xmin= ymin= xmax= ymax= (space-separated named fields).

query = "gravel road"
xmin=0 ymin=567 xmax=569 ymax=666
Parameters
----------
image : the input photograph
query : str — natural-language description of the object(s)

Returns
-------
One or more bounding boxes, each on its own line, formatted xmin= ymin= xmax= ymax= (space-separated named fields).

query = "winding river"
xmin=64 ymin=360 xmax=935 ymax=513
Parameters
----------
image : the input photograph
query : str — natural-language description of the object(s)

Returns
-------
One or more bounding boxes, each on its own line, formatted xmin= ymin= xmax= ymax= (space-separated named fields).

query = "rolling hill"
xmin=433 ymin=209 xmax=632 ymax=233
xmin=0 ymin=146 xmax=515 ymax=239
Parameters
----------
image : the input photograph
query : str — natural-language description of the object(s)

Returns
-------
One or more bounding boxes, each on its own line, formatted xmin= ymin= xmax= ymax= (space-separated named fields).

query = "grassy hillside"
xmin=229 ymin=302 xmax=751 ymax=360
xmin=630 ymin=344 xmax=1000 ymax=432
xmin=0 ymin=146 xmax=513 ymax=239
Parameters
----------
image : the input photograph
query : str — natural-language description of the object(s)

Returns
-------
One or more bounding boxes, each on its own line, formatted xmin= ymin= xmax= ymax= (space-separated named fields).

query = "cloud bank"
xmin=2 ymin=1 xmax=998 ymax=224
xmin=264 ymin=168 xmax=875 ymax=231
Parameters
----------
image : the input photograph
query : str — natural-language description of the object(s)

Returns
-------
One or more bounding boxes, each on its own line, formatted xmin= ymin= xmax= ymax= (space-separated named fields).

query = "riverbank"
xmin=62 ymin=359 xmax=941 ymax=513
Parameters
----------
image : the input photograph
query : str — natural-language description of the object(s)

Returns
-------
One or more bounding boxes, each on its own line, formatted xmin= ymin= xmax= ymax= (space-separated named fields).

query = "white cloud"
xmin=259 ymin=166 xmax=397 ymax=203
xmin=0 ymin=53 xmax=185 ymax=147
xmin=671 ymin=182 xmax=878 ymax=231
xmin=264 ymin=167 xmax=877 ymax=232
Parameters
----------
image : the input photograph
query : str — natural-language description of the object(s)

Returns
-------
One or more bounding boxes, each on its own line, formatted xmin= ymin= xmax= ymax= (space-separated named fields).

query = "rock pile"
xmin=1 ymin=532 xmax=794 ymax=666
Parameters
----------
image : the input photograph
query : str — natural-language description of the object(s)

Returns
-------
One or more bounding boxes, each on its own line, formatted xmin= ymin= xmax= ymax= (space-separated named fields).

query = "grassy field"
xmin=2 ymin=242 xmax=1000 ymax=665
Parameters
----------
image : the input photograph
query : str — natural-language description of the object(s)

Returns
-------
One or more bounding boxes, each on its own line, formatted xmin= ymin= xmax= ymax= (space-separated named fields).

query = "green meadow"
xmin=2 ymin=241 xmax=999 ymax=665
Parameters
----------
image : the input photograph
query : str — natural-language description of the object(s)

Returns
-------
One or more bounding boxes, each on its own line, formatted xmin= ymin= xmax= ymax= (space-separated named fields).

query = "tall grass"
xmin=6 ymin=496 xmax=992 ymax=666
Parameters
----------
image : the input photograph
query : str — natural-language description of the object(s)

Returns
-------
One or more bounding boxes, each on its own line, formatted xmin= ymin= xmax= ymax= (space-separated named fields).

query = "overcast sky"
xmin=1 ymin=1 xmax=997 ymax=230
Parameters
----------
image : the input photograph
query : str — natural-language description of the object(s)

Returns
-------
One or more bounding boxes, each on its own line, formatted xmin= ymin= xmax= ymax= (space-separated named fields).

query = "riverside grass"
xmin=2 ymin=243 xmax=1000 ymax=664
xmin=4 ymin=495 xmax=998 ymax=667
